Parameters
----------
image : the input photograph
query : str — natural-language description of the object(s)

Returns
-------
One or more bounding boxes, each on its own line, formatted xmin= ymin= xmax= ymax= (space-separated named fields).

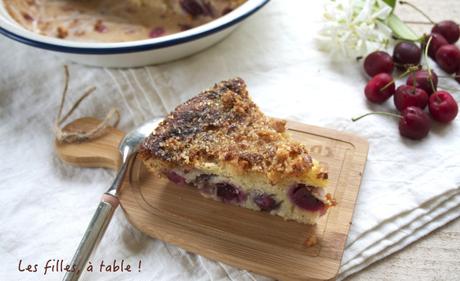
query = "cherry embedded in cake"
xmin=139 ymin=78 xmax=335 ymax=224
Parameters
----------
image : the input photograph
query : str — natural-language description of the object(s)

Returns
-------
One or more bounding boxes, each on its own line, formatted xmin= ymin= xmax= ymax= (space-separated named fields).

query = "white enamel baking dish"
xmin=0 ymin=0 xmax=269 ymax=67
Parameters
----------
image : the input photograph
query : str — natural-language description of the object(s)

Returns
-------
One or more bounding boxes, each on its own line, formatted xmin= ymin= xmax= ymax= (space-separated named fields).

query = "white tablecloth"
xmin=0 ymin=1 xmax=459 ymax=280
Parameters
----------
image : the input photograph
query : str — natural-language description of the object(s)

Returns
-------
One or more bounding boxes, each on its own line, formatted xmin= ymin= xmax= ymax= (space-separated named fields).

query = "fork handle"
xmin=63 ymin=194 xmax=119 ymax=281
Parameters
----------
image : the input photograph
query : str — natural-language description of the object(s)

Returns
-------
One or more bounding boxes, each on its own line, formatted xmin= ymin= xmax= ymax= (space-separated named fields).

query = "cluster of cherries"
xmin=354 ymin=20 xmax=459 ymax=140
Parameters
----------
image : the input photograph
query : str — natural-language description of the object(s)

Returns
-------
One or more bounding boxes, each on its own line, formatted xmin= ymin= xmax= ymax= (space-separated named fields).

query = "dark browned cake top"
xmin=139 ymin=78 xmax=317 ymax=183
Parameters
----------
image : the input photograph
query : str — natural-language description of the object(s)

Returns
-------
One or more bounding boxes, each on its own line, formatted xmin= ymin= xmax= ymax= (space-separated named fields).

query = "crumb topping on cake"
xmin=140 ymin=78 xmax=327 ymax=184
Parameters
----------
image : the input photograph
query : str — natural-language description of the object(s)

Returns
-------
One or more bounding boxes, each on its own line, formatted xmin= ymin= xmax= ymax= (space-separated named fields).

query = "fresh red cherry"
xmin=399 ymin=107 xmax=431 ymax=140
xmin=406 ymin=70 xmax=438 ymax=95
xmin=432 ymin=20 xmax=460 ymax=44
xmin=435 ymin=44 xmax=460 ymax=74
xmin=455 ymin=70 xmax=460 ymax=84
xmin=393 ymin=41 xmax=422 ymax=70
xmin=352 ymin=107 xmax=431 ymax=140
xmin=364 ymin=51 xmax=394 ymax=77
xmin=429 ymin=91 xmax=458 ymax=123
xmin=364 ymin=73 xmax=395 ymax=103
xmin=394 ymin=85 xmax=429 ymax=111
xmin=424 ymin=33 xmax=448 ymax=58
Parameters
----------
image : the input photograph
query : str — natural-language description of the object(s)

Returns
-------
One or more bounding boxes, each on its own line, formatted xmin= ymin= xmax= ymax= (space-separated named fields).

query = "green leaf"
xmin=382 ymin=0 xmax=396 ymax=8
xmin=387 ymin=14 xmax=421 ymax=41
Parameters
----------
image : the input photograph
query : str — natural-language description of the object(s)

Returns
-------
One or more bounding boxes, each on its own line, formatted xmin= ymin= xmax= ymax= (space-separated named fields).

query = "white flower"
xmin=317 ymin=0 xmax=393 ymax=59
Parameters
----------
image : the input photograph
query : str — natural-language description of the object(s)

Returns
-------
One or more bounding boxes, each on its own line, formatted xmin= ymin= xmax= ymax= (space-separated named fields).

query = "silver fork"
xmin=63 ymin=118 xmax=163 ymax=281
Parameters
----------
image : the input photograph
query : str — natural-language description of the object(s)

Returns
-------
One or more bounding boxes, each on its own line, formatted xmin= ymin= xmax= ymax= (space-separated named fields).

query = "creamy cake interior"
xmin=146 ymin=164 xmax=332 ymax=224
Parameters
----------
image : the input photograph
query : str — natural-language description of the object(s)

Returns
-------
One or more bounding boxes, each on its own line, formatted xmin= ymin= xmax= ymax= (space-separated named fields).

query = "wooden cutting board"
xmin=56 ymin=117 xmax=368 ymax=281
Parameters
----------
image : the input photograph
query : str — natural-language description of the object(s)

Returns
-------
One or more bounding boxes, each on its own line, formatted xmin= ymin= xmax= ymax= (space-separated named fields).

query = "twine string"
xmin=55 ymin=65 xmax=120 ymax=144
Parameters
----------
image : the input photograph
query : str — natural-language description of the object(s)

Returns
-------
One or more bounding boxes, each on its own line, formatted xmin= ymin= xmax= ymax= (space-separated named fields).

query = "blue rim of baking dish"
xmin=0 ymin=0 xmax=269 ymax=54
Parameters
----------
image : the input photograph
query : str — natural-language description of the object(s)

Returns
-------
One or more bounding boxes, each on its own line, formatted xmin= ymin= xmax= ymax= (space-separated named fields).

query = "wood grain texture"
xmin=56 ymin=117 xmax=369 ymax=281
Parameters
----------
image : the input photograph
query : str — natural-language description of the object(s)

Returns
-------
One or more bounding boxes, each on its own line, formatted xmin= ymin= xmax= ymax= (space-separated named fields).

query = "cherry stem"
xmin=403 ymin=20 xmax=432 ymax=25
xmin=423 ymin=35 xmax=436 ymax=93
xmin=398 ymin=66 xmax=419 ymax=79
xmin=380 ymin=80 xmax=395 ymax=92
xmin=399 ymin=1 xmax=435 ymax=24
xmin=352 ymin=112 xmax=402 ymax=122
xmin=403 ymin=20 xmax=460 ymax=27
xmin=393 ymin=63 xmax=421 ymax=72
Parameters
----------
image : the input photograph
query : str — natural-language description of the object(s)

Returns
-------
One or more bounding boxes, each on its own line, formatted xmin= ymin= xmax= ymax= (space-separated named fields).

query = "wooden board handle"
xmin=55 ymin=117 xmax=125 ymax=170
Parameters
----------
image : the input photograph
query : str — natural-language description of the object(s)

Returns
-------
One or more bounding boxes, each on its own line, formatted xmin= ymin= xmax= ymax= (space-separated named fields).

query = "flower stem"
xmin=399 ymin=1 xmax=435 ymax=24
xmin=352 ymin=111 xmax=402 ymax=122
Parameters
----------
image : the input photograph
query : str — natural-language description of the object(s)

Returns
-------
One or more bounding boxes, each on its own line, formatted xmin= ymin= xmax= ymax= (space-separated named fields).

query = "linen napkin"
xmin=0 ymin=1 xmax=458 ymax=281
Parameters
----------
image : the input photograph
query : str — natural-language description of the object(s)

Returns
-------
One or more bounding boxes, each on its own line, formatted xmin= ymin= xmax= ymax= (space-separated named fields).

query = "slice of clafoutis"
xmin=139 ymin=78 xmax=335 ymax=224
